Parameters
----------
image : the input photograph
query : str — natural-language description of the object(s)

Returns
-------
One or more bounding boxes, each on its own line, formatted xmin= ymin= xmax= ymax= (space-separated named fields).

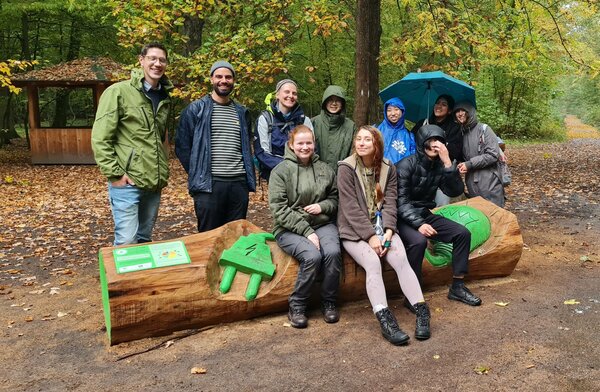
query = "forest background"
xmin=0 ymin=0 xmax=599 ymax=148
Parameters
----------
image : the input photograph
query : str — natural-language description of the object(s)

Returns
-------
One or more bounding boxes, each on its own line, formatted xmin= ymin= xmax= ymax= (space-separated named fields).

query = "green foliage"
xmin=107 ymin=0 xmax=352 ymax=108
xmin=377 ymin=0 xmax=598 ymax=140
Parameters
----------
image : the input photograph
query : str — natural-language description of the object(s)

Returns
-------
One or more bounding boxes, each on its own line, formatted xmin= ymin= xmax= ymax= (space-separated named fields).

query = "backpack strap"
xmin=477 ymin=123 xmax=488 ymax=154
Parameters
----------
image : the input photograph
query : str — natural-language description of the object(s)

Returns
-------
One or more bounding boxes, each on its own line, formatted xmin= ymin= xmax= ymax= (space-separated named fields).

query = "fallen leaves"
xmin=474 ymin=365 xmax=490 ymax=375
xmin=494 ymin=301 xmax=510 ymax=307
xmin=563 ymin=299 xmax=580 ymax=305
xmin=190 ymin=367 xmax=207 ymax=374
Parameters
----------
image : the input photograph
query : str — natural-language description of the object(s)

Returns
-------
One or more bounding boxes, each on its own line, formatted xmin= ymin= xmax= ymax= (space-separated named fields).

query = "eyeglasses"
xmin=144 ymin=56 xmax=168 ymax=65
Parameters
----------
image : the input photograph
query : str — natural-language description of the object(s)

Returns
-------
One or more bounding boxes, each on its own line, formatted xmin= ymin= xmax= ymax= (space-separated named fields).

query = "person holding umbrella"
xmin=455 ymin=102 xmax=505 ymax=207
xmin=411 ymin=94 xmax=463 ymax=206
xmin=411 ymin=94 xmax=462 ymax=162
xmin=377 ymin=97 xmax=416 ymax=165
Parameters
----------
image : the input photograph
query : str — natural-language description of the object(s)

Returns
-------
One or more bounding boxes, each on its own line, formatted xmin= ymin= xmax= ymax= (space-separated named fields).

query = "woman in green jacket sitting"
xmin=268 ymin=125 xmax=341 ymax=329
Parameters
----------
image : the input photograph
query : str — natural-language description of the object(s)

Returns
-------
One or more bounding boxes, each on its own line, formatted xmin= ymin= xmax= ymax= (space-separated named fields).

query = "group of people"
xmin=91 ymin=43 xmax=507 ymax=346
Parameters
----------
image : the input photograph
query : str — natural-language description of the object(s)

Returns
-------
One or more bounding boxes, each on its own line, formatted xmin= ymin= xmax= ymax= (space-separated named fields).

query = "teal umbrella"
xmin=379 ymin=71 xmax=476 ymax=122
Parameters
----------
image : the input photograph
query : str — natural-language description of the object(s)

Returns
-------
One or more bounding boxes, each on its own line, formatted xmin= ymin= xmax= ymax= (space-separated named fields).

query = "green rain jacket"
xmin=268 ymin=146 xmax=338 ymax=239
xmin=91 ymin=69 xmax=174 ymax=191
xmin=311 ymin=85 xmax=356 ymax=171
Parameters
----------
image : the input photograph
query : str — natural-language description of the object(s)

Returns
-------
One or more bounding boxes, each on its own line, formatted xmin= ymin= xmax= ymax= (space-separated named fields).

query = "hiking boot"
xmin=448 ymin=284 xmax=482 ymax=306
xmin=403 ymin=297 xmax=416 ymax=314
xmin=414 ymin=302 xmax=431 ymax=340
xmin=375 ymin=308 xmax=410 ymax=346
xmin=322 ymin=301 xmax=340 ymax=324
xmin=288 ymin=307 xmax=308 ymax=328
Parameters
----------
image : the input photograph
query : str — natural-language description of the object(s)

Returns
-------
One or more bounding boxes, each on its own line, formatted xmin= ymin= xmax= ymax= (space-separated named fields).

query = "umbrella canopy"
xmin=379 ymin=71 xmax=476 ymax=123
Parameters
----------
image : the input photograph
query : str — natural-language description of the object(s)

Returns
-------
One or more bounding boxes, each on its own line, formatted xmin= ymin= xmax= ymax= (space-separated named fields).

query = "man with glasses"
xmin=175 ymin=60 xmax=256 ymax=232
xmin=92 ymin=42 xmax=173 ymax=245
xmin=396 ymin=124 xmax=482 ymax=309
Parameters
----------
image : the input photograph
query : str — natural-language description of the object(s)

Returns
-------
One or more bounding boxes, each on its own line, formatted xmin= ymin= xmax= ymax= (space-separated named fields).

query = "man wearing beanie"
xmin=175 ymin=60 xmax=256 ymax=232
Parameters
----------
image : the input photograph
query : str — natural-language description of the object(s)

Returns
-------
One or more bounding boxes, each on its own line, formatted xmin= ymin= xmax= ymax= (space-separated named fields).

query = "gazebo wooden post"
xmin=26 ymin=85 xmax=39 ymax=130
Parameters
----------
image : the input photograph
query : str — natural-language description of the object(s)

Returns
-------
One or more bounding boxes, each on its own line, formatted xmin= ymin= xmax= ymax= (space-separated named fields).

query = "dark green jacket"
xmin=312 ymin=85 xmax=356 ymax=171
xmin=91 ymin=69 xmax=174 ymax=191
xmin=268 ymin=146 xmax=338 ymax=238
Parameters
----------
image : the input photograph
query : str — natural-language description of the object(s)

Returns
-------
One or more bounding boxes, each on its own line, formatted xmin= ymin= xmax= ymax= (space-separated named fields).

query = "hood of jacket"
xmin=381 ymin=97 xmax=407 ymax=130
xmin=455 ymin=101 xmax=478 ymax=130
xmin=321 ymin=85 xmax=347 ymax=111
xmin=415 ymin=124 xmax=446 ymax=156
xmin=318 ymin=85 xmax=347 ymax=127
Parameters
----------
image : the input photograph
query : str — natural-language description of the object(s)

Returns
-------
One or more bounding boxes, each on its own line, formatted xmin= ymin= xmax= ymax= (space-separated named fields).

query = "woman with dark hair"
xmin=412 ymin=94 xmax=463 ymax=206
xmin=268 ymin=125 xmax=341 ymax=329
xmin=455 ymin=102 xmax=505 ymax=207
xmin=411 ymin=94 xmax=461 ymax=162
xmin=337 ymin=125 xmax=430 ymax=345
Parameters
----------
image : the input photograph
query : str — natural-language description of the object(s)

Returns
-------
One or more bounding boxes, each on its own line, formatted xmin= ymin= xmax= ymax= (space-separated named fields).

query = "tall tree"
xmin=354 ymin=0 xmax=382 ymax=126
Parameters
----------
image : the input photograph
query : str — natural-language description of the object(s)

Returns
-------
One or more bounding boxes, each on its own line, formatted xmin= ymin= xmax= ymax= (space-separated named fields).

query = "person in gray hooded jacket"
xmin=312 ymin=85 xmax=356 ymax=171
xmin=455 ymin=102 xmax=505 ymax=207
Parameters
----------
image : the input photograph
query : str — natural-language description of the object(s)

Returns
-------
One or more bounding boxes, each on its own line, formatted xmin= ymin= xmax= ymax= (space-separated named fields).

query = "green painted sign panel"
xmin=112 ymin=241 xmax=191 ymax=274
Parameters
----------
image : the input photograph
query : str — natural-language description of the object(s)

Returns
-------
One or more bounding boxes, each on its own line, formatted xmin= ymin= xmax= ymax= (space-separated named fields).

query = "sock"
xmin=452 ymin=278 xmax=464 ymax=289
xmin=373 ymin=304 xmax=387 ymax=314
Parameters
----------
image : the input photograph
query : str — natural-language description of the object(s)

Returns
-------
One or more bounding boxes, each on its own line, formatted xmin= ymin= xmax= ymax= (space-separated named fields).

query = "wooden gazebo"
xmin=12 ymin=58 xmax=128 ymax=164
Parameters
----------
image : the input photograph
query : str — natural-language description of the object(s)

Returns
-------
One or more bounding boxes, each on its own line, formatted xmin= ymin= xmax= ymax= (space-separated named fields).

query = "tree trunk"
xmin=183 ymin=16 xmax=204 ymax=56
xmin=52 ymin=16 xmax=81 ymax=128
xmin=354 ymin=0 xmax=382 ymax=126
xmin=0 ymin=91 xmax=19 ymax=146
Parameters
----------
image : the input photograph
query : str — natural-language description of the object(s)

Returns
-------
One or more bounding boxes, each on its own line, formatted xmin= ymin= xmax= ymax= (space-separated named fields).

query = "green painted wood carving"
xmin=425 ymin=205 xmax=491 ymax=267
xmin=219 ymin=232 xmax=276 ymax=300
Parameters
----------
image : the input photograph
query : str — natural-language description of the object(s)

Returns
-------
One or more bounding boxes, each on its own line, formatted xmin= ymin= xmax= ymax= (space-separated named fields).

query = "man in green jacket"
xmin=91 ymin=43 xmax=173 ymax=245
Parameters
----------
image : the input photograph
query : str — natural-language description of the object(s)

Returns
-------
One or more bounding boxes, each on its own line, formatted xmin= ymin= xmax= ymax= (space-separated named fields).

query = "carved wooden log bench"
xmin=99 ymin=197 xmax=523 ymax=345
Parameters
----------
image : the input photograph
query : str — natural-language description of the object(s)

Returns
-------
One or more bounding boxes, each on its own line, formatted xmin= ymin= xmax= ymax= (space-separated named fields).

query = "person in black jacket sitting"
xmin=395 ymin=124 xmax=481 ymax=308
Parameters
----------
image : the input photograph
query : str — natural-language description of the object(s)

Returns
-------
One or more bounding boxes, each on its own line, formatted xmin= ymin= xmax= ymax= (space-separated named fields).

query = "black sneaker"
xmin=448 ymin=285 xmax=482 ymax=306
xmin=322 ymin=301 xmax=340 ymax=324
xmin=288 ymin=307 xmax=308 ymax=328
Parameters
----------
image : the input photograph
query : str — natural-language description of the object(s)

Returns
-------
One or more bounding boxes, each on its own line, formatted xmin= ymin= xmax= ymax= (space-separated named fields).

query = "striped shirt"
xmin=210 ymin=101 xmax=245 ymax=177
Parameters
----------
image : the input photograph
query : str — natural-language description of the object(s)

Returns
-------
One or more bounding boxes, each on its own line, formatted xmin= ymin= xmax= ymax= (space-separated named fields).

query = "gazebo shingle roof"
xmin=12 ymin=57 xmax=129 ymax=84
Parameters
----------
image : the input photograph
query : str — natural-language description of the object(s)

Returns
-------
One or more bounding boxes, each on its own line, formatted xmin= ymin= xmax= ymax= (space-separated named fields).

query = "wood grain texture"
xmin=100 ymin=197 xmax=522 ymax=345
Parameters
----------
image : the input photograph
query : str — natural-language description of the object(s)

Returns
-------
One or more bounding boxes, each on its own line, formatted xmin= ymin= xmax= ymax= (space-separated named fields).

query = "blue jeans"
xmin=108 ymin=183 xmax=161 ymax=246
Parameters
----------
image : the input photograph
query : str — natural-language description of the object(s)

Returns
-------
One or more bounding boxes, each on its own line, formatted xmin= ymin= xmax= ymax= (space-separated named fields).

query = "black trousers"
xmin=397 ymin=214 xmax=470 ymax=282
xmin=275 ymin=224 xmax=342 ymax=309
xmin=193 ymin=179 xmax=249 ymax=233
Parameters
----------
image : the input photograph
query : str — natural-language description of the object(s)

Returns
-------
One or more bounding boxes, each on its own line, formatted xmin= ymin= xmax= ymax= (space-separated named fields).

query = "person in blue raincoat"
xmin=377 ymin=98 xmax=416 ymax=164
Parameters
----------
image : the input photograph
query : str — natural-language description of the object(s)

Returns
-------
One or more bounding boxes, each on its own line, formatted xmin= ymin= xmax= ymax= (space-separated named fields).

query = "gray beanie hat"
xmin=210 ymin=60 xmax=235 ymax=77
xmin=276 ymin=78 xmax=297 ymax=93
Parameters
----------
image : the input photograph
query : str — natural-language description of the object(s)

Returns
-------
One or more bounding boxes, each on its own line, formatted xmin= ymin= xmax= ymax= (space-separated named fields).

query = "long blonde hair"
xmin=354 ymin=125 xmax=384 ymax=204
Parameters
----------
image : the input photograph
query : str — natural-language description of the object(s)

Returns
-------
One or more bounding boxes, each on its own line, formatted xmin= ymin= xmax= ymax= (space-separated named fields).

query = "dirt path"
xmin=1 ymin=119 xmax=599 ymax=391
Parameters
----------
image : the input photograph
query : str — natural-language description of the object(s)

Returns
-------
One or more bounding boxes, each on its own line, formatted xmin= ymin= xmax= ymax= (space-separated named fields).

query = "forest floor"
xmin=0 ymin=115 xmax=599 ymax=391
